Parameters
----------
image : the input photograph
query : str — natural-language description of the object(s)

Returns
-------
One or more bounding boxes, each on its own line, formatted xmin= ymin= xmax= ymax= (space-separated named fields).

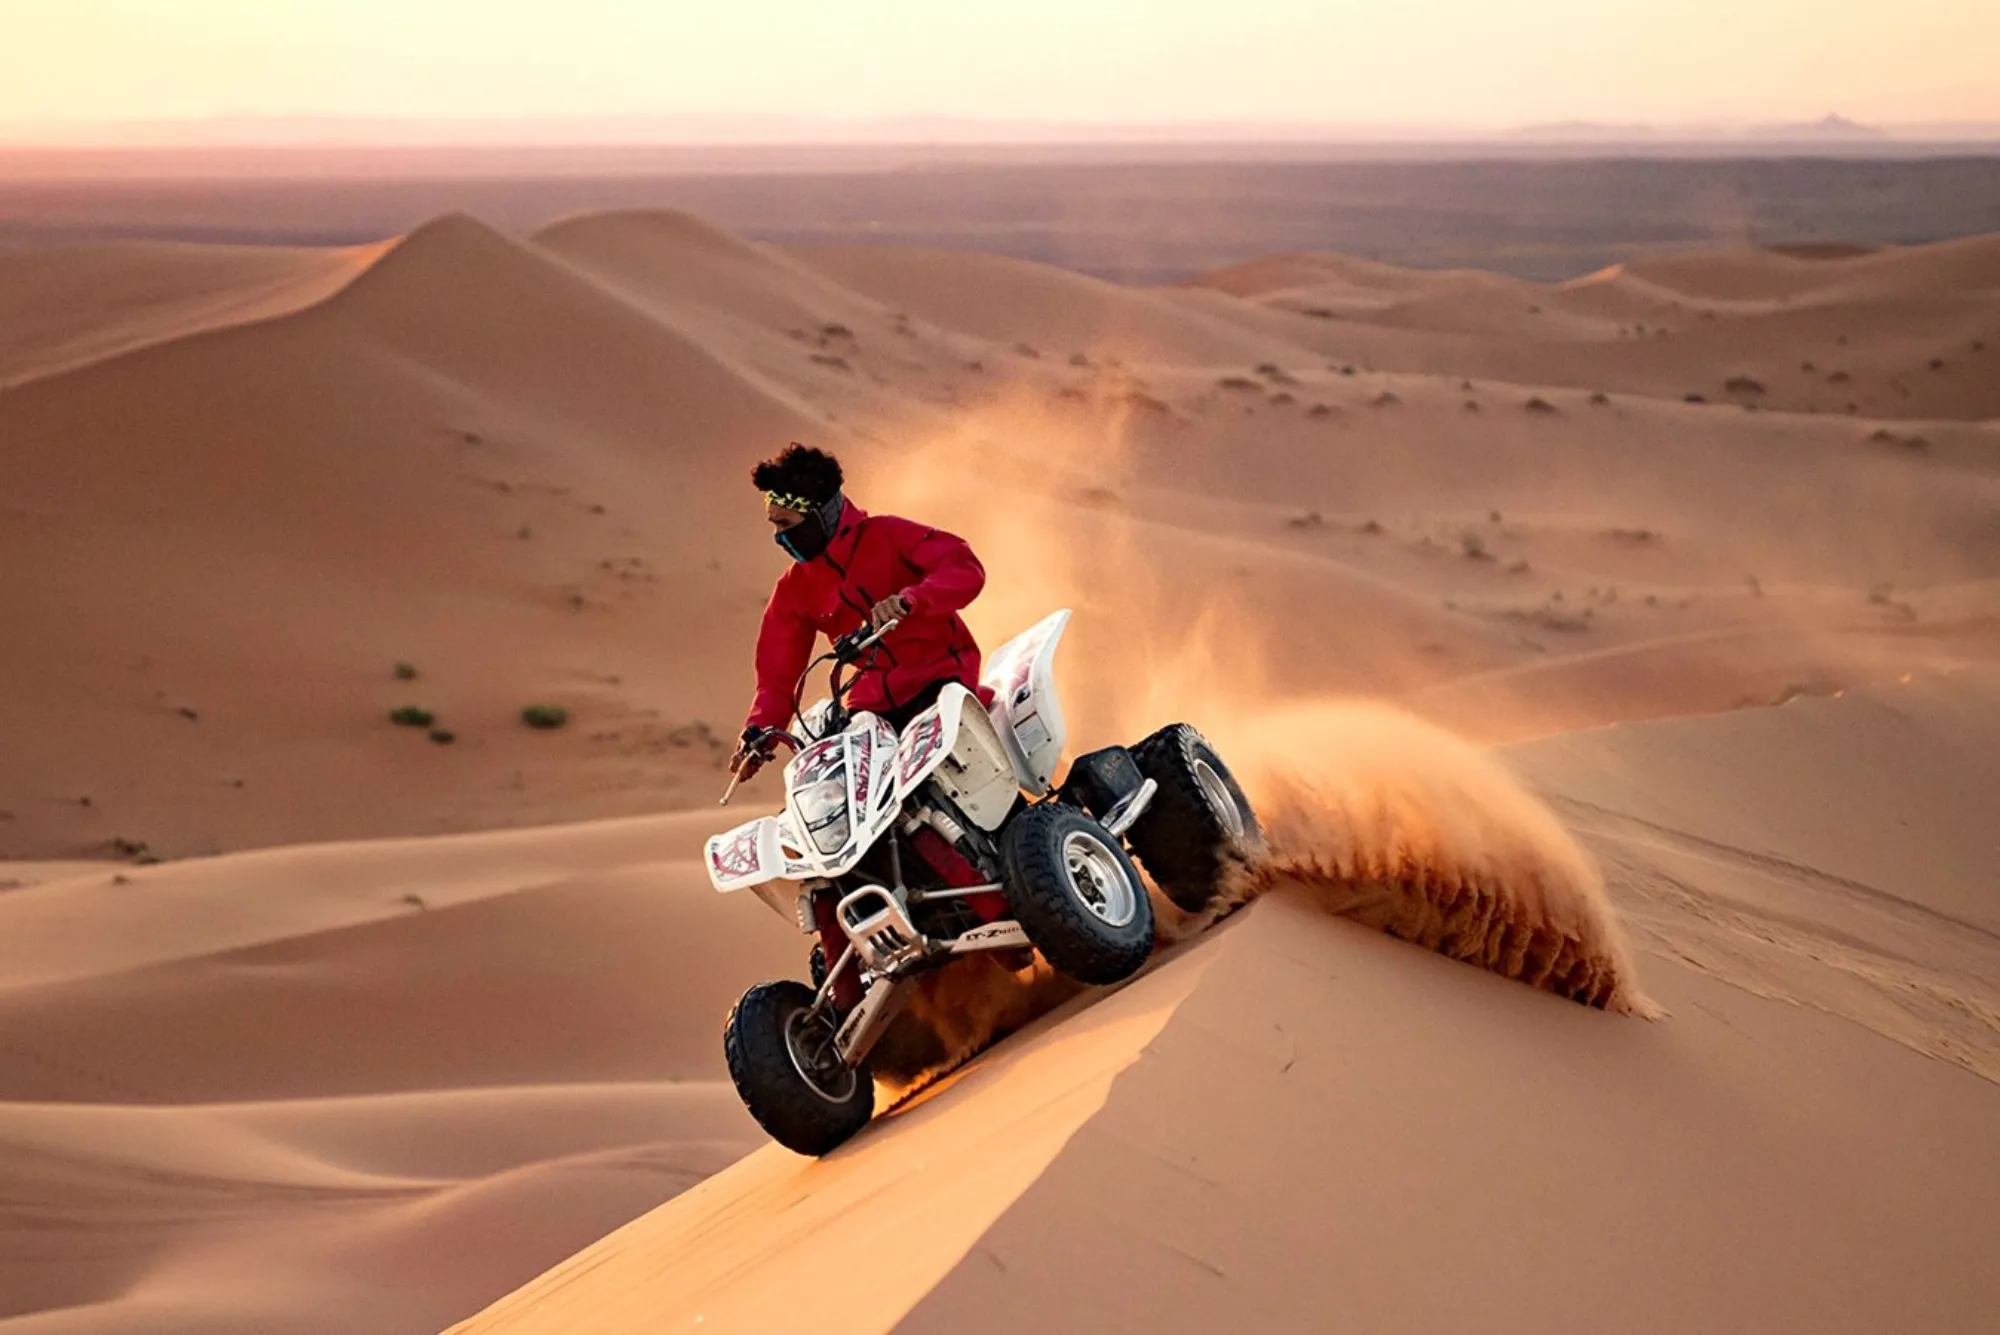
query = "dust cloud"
xmin=859 ymin=385 xmax=1655 ymax=1098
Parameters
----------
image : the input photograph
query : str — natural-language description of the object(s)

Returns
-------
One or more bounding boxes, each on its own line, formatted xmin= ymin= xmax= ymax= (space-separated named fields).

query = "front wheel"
xmin=1001 ymin=804 xmax=1154 ymax=985
xmin=723 ymin=980 xmax=874 ymax=1156
xmin=1127 ymin=723 xmax=1263 ymax=913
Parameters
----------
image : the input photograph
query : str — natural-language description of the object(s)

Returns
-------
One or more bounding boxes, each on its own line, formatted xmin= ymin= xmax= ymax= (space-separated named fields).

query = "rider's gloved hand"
xmin=870 ymin=592 xmax=910 ymax=629
xmin=729 ymin=726 xmax=772 ymax=780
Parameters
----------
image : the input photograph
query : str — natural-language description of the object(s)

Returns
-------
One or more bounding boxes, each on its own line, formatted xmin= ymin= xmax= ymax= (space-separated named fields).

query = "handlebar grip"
xmin=836 ymin=618 xmax=901 ymax=662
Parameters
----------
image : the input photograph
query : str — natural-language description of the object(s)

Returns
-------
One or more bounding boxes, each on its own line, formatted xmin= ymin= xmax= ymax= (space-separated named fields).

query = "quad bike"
xmin=705 ymin=609 xmax=1260 ymax=1155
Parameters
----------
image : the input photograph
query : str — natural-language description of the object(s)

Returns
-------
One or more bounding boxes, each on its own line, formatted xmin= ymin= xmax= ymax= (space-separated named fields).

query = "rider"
xmin=729 ymin=443 xmax=987 ymax=782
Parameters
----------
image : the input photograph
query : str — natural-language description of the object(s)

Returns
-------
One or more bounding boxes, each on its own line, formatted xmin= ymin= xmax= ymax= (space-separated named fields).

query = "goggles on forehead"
xmin=764 ymin=489 xmax=817 ymax=514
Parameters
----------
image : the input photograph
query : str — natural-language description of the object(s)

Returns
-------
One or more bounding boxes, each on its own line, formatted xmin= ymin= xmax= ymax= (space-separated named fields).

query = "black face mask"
xmin=775 ymin=493 xmax=845 ymax=563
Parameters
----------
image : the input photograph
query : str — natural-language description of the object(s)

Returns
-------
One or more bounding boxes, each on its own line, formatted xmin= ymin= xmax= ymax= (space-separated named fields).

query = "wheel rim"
xmin=782 ymin=1004 xmax=858 ymax=1104
xmin=1062 ymin=830 xmax=1138 ymax=927
xmin=1193 ymin=758 xmax=1245 ymax=842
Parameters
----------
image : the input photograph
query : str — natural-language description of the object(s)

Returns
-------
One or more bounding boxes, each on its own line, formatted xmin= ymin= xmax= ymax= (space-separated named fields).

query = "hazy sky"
xmin=4 ymin=0 xmax=1996 ymax=134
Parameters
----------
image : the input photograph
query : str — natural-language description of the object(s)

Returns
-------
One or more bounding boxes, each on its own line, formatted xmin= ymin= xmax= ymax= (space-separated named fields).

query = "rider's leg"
xmin=879 ymin=679 xmax=950 ymax=732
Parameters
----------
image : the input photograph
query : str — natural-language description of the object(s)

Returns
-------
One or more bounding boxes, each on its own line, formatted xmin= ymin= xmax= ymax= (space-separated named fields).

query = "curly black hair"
xmin=750 ymin=442 xmax=844 ymax=505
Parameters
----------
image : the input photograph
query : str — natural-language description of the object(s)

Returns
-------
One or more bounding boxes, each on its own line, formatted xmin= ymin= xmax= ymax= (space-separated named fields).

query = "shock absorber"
xmin=904 ymin=807 xmax=1009 ymax=923
xmin=810 ymin=888 xmax=864 ymax=1011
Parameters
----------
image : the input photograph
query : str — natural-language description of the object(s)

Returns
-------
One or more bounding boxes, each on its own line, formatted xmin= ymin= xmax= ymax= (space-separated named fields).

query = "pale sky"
xmin=3 ymin=0 xmax=1996 ymax=135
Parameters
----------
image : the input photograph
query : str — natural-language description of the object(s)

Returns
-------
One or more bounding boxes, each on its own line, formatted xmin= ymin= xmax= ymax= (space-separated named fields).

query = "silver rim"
xmin=782 ymin=1006 xmax=858 ymax=1104
xmin=1194 ymin=758 xmax=1245 ymax=842
xmin=1062 ymin=830 xmax=1138 ymax=928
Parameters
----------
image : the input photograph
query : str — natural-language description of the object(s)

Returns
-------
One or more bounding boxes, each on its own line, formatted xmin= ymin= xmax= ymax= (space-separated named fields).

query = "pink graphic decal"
xmin=794 ymin=739 xmax=845 ymax=784
xmin=851 ymin=735 xmax=873 ymax=809
xmin=711 ymin=826 xmax=763 ymax=879
xmin=899 ymin=713 xmax=946 ymax=785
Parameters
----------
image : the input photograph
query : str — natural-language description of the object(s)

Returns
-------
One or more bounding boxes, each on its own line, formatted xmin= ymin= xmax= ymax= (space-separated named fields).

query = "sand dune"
xmin=1190 ymin=236 xmax=2000 ymax=419
xmin=0 ymin=239 xmax=386 ymax=387
xmin=461 ymin=870 xmax=1999 ymax=1334
xmin=3 ymin=207 xmax=1997 ymax=1331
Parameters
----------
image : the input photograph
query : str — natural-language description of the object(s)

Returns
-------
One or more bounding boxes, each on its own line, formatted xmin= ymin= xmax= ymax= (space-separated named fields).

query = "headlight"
xmin=796 ymin=778 xmax=852 ymax=854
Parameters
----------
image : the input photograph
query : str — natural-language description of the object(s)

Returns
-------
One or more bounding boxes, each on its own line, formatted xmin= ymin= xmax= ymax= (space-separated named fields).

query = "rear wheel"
xmin=1127 ymin=723 xmax=1262 ymax=913
xmin=1001 ymin=804 xmax=1154 ymax=985
xmin=723 ymin=980 xmax=874 ymax=1156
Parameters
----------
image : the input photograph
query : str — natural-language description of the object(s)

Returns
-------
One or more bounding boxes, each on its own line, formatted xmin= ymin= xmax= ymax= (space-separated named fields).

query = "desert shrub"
xmin=394 ymin=661 xmax=418 ymax=681
xmin=1217 ymin=376 xmax=1262 ymax=391
xmin=1307 ymin=403 xmax=1334 ymax=418
xmin=521 ymin=703 xmax=569 ymax=730
xmin=1370 ymin=391 xmax=1401 ymax=408
xmin=390 ymin=706 xmax=435 ymax=728
xmin=1460 ymin=532 xmax=1494 ymax=561
xmin=1525 ymin=396 xmax=1558 ymax=413
xmin=1725 ymin=375 xmax=1765 ymax=394
xmin=428 ymin=728 xmax=456 ymax=745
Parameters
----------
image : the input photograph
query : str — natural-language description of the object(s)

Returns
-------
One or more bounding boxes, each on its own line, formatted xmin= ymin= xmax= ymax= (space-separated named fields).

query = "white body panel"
xmin=705 ymin=712 xmax=898 ymax=892
xmin=979 ymin=608 xmax=1072 ymax=795
xmin=892 ymin=683 xmax=1022 ymax=831
xmin=705 ymin=812 xmax=814 ymax=892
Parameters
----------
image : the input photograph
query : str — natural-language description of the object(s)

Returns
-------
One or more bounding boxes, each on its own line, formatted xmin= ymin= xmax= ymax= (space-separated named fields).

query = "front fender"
xmin=705 ymin=813 xmax=813 ymax=891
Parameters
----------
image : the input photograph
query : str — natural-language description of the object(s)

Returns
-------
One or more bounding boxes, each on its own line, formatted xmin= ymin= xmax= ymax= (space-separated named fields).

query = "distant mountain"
xmin=1748 ymin=114 xmax=1890 ymax=140
xmin=1511 ymin=114 xmax=1895 ymax=142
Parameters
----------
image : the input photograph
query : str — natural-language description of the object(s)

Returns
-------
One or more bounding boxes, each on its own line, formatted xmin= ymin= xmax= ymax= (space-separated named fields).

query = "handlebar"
xmin=833 ymin=618 xmax=900 ymax=665
xmin=718 ymin=728 xmax=802 ymax=806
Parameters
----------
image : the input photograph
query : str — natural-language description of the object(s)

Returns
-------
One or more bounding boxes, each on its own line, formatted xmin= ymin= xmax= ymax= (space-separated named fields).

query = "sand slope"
xmin=459 ymin=893 xmax=1998 ymax=1334
xmin=0 ymin=812 xmax=804 ymax=1332
xmin=456 ymin=672 xmax=2000 ymax=1334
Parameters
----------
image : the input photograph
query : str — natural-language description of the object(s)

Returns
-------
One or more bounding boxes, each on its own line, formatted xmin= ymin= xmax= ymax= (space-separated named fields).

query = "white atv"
xmin=705 ymin=609 xmax=1260 ymax=1156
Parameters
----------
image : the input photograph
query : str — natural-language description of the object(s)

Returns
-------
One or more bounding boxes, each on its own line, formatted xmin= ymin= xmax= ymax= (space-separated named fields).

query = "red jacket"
xmin=746 ymin=501 xmax=987 ymax=732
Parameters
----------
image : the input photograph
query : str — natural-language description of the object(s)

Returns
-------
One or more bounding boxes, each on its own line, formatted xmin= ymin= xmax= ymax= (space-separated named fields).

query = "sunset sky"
xmin=4 ymin=0 xmax=1996 ymax=137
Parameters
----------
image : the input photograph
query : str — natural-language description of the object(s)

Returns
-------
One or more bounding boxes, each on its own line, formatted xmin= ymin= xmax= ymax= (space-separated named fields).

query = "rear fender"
xmin=979 ymin=608 xmax=1072 ymax=794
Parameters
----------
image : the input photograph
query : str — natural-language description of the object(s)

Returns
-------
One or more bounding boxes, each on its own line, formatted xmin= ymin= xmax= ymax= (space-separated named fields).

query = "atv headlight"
xmin=796 ymin=778 xmax=852 ymax=855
